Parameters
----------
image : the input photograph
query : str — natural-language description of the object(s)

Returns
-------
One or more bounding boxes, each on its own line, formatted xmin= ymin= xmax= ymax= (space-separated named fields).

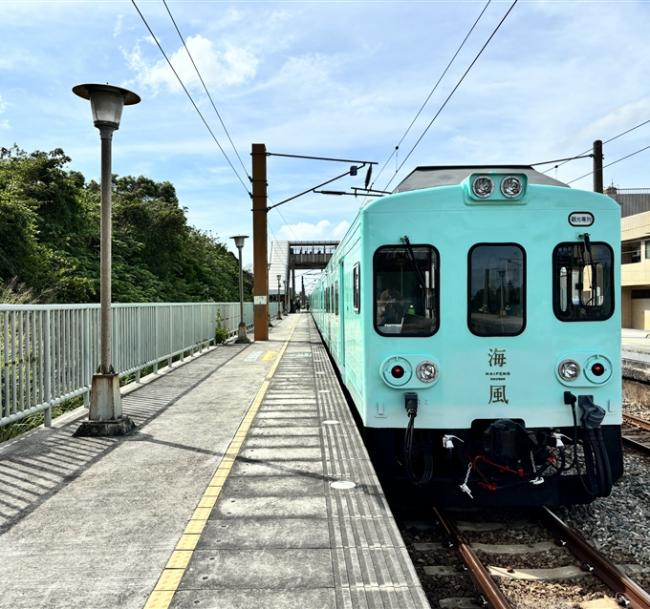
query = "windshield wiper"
xmin=580 ymin=232 xmax=597 ymax=305
xmin=400 ymin=235 xmax=427 ymax=291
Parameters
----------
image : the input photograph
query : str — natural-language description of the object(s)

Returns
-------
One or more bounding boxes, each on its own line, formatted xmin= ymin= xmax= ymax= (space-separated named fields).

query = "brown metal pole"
xmin=593 ymin=139 xmax=604 ymax=193
xmin=252 ymin=143 xmax=269 ymax=340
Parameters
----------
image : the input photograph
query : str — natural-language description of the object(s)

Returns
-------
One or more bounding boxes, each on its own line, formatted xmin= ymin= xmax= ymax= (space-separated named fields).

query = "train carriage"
xmin=312 ymin=165 xmax=621 ymax=506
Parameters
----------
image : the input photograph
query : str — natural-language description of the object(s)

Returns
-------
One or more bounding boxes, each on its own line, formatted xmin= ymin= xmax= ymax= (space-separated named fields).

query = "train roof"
xmin=393 ymin=165 xmax=569 ymax=193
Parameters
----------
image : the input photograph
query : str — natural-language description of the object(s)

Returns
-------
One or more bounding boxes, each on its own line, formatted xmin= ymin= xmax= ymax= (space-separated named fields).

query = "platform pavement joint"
xmin=146 ymin=313 xmax=430 ymax=609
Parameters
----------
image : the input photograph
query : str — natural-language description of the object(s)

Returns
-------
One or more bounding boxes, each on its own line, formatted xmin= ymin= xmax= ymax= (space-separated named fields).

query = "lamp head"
xmin=73 ymin=83 xmax=140 ymax=130
xmin=276 ymin=274 xmax=281 ymax=282
xmin=230 ymin=235 xmax=248 ymax=249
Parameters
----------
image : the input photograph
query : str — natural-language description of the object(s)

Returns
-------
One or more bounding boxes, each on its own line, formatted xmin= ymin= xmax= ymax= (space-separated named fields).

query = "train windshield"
xmin=553 ymin=242 xmax=614 ymax=321
xmin=468 ymin=244 xmax=525 ymax=336
xmin=374 ymin=245 xmax=438 ymax=337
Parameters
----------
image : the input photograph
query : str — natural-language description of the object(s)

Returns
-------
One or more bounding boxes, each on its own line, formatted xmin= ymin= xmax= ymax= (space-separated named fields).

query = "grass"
xmin=0 ymin=395 xmax=85 ymax=443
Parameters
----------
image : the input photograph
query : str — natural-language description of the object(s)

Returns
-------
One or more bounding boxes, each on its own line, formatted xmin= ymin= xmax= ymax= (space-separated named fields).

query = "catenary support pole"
xmin=252 ymin=143 xmax=269 ymax=340
xmin=593 ymin=139 xmax=604 ymax=194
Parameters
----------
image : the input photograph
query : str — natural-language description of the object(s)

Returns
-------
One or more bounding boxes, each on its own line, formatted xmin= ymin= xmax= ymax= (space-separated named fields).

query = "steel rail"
xmin=623 ymin=413 xmax=650 ymax=432
xmin=540 ymin=507 xmax=650 ymax=609
xmin=622 ymin=413 xmax=650 ymax=454
xmin=433 ymin=507 xmax=514 ymax=609
xmin=622 ymin=435 xmax=650 ymax=454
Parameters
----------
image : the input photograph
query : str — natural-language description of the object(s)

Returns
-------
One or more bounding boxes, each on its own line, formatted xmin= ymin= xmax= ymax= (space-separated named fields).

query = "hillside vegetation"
xmin=0 ymin=146 xmax=251 ymax=303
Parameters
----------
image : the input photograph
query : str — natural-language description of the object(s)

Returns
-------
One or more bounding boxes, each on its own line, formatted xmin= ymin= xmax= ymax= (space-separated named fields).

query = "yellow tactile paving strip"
xmin=142 ymin=319 xmax=299 ymax=609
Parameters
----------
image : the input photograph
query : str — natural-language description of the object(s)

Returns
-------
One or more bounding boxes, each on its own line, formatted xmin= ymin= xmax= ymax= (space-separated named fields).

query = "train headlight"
xmin=558 ymin=359 xmax=581 ymax=381
xmin=500 ymin=176 xmax=523 ymax=198
xmin=416 ymin=361 xmax=438 ymax=383
xmin=471 ymin=175 xmax=494 ymax=198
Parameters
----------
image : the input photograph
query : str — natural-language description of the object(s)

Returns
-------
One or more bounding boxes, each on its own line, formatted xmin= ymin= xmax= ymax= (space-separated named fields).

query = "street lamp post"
xmin=276 ymin=275 xmax=282 ymax=320
xmin=230 ymin=235 xmax=250 ymax=344
xmin=73 ymin=83 xmax=140 ymax=437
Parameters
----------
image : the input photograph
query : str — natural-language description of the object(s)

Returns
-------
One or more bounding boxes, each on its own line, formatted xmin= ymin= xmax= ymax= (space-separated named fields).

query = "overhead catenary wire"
xmin=131 ymin=0 xmax=251 ymax=197
xmin=369 ymin=0 xmax=492 ymax=195
xmin=162 ymin=0 xmax=250 ymax=180
xmin=383 ymin=0 xmax=519 ymax=193
xmin=529 ymin=153 xmax=593 ymax=167
xmin=542 ymin=118 xmax=650 ymax=174
xmin=566 ymin=144 xmax=650 ymax=185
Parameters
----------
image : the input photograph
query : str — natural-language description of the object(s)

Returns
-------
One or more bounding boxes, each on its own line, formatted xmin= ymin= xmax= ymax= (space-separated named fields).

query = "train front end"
xmin=361 ymin=166 xmax=621 ymax=506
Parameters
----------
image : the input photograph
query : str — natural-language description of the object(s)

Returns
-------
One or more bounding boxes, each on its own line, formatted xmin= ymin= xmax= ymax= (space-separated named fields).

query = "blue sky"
xmin=1 ymin=0 xmax=650 ymax=274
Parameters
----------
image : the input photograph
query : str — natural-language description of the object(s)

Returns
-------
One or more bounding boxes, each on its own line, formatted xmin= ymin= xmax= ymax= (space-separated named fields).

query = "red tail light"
xmin=591 ymin=363 xmax=605 ymax=376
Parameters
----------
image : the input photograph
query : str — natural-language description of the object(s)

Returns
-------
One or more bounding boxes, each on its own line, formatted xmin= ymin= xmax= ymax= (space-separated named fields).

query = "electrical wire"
xmin=542 ymin=118 xmax=650 ymax=175
xmin=162 ymin=0 xmax=250 ymax=180
xmin=274 ymin=206 xmax=300 ymax=242
xmin=383 ymin=0 xmax=519 ymax=192
xmin=566 ymin=143 xmax=650 ymax=185
xmin=131 ymin=0 xmax=251 ymax=197
xmin=369 ymin=0 xmax=492 ymax=195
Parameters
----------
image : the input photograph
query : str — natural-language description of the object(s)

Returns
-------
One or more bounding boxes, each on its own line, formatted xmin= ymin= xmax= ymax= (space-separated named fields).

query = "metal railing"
xmin=0 ymin=302 xmax=254 ymax=428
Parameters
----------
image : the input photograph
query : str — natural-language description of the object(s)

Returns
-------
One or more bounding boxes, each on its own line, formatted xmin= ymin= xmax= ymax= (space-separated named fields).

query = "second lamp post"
xmin=230 ymin=235 xmax=250 ymax=343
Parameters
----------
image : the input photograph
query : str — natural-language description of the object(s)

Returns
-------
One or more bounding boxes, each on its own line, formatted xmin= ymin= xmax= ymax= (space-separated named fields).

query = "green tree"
xmin=0 ymin=146 xmax=252 ymax=304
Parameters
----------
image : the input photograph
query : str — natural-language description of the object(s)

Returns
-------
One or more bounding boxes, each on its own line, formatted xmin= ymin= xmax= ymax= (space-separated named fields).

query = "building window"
xmin=622 ymin=240 xmax=641 ymax=264
xmin=553 ymin=242 xmax=614 ymax=322
xmin=373 ymin=245 xmax=438 ymax=337
xmin=645 ymin=241 xmax=650 ymax=260
xmin=468 ymin=244 xmax=525 ymax=336
xmin=353 ymin=263 xmax=360 ymax=313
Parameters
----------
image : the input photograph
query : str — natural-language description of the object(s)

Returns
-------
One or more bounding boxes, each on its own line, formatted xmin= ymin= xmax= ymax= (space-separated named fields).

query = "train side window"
xmin=335 ymin=281 xmax=339 ymax=316
xmin=373 ymin=245 xmax=438 ymax=337
xmin=353 ymin=263 xmax=361 ymax=313
xmin=553 ymin=242 xmax=613 ymax=321
xmin=468 ymin=244 xmax=525 ymax=337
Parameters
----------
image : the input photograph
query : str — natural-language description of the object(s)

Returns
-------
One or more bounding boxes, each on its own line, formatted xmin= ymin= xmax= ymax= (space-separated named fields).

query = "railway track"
xmin=622 ymin=413 xmax=650 ymax=455
xmin=405 ymin=508 xmax=650 ymax=609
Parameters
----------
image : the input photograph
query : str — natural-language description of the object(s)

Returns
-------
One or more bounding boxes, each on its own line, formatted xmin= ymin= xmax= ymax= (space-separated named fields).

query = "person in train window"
xmin=377 ymin=288 xmax=404 ymax=326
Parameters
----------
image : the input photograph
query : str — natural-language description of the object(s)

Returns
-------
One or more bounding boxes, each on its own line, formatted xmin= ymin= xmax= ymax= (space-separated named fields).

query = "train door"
xmin=339 ymin=261 xmax=346 ymax=371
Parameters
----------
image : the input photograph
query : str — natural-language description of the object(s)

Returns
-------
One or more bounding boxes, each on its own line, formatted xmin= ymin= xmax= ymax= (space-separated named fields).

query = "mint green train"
xmin=311 ymin=166 xmax=621 ymax=506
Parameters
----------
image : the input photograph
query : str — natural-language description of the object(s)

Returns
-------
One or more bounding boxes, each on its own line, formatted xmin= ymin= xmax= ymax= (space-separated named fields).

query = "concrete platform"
xmin=0 ymin=314 xmax=430 ymax=609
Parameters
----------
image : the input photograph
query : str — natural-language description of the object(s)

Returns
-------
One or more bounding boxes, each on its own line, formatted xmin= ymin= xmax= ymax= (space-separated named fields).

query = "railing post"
xmin=154 ymin=305 xmax=159 ymax=373
xmin=181 ymin=306 xmax=185 ymax=362
xmin=43 ymin=310 xmax=52 ymax=427
xmin=84 ymin=308 xmax=90 ymax=407
xmin=168 ymin=304 xmax=173 ymax=368
xmin=135 ymin=306 xmax=142 ymax=383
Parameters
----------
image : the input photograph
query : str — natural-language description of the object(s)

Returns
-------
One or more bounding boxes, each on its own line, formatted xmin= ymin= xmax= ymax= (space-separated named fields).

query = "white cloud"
xmin=113 ymin=14 xmax=124 ymax=38
xmin=576 ymin=98 xmax=650 ymax=142
xmin=124 ymin=34 xmax=258 ymax=94
xmin=0 ymin=95 xmax=8 ymax=129
xmin=277 ymin=219 xmax=350 ymax=241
